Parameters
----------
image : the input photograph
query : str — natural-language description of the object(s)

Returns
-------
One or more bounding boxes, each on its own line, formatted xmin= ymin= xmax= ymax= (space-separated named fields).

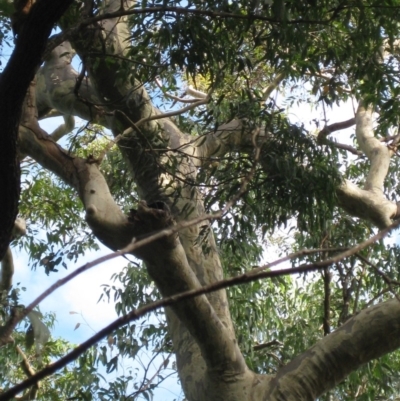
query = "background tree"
xmin=3 ymin=0 xmax=400 ymax=400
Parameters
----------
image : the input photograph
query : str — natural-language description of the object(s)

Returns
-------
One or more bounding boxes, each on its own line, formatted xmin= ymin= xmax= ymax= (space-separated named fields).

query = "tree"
xmin=3 ymin=0 xmax=400 ymax=400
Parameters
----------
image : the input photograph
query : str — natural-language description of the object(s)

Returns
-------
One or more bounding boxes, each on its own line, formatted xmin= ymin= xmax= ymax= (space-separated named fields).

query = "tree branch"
xmin=16 ymin=345 xmax=39 ymax=401
xmin=36 ymin=42 xmax=106 ymax=124
xmin=134 ymin=97 xmax=209 ymax=128
xmin=18 ymin=126 xmax=135 ymax=251
xmin=0 ymin=218 xmax=26 ymax=296
xmin=268 ymin=298 xmax=400 ymax=400
xmin=49 ymin=115 xmax=75 ymax=142
xmin=322 ymin=267 xmax=331 ymax=335
xmin=261 ymin=72 xmax=285 ymax=102
xmin=336 ymin=180 xmax=398 ymax=228
xmin=356 ymin=102 xmax=391 ymax=192
xmin=336 ymin=102 xmax=398 ymax=228
xmin=81 ymin=5 xmax=333 ymax=26
xmin=0 ymin=248 xmax=14 ymax=296
xmin=317 ymin=117 xmax=355 ymax=142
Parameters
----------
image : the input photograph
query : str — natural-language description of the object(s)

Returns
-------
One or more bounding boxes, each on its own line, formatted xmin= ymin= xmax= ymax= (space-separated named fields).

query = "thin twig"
xmin=261 ymin=72 xmax=285 ymax=102
xmin=135 ymin=97 xmax=209 ymax=128
xmin=155 ymin=78 xmax=205 ymax=103
xmin=253 ymin=339 xmax=283 ymax=351
xmin=322 ymin=267 xmax=331 ymax=336
xmin=130 ymin=353 xmax=172 ymax=398
xmin=332 ymin=142 xmax=363 ymax=156
xmin=356 ymin=253 xmax=400 ymax=302
xmin=15 ymin=345 xmax=39 ymax=400
xmin=364 ymin=288 xmax=391 ymax=307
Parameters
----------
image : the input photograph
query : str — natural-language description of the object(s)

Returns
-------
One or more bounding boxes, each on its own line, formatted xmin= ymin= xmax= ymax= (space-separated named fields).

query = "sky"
xmin=12 ymin=244 xmax=183 ymax=399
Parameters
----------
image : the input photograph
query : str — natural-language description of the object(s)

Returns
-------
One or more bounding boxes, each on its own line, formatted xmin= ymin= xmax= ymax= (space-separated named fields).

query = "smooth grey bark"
xmin=267 ymin=298 xmax=400 ymax=400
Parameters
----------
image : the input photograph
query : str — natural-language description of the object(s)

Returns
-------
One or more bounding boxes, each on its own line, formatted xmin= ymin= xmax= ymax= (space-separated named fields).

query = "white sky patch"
xmin=12 ymin=245 xmax=127 ymax=342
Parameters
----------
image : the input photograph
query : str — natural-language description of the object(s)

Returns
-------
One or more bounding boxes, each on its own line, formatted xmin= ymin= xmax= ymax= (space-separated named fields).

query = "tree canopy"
xmin=2 ymin=0 xmax=400 ymax=400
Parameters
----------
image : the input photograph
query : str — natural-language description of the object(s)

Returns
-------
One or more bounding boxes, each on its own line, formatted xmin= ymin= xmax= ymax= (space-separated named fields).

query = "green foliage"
xmin=18 ymin=165 xmax=99 ymax=273
xmin=0 ymin=312 xmax=99 ymax=400
xmin=0 ymin=0 xmax=12 ymax=51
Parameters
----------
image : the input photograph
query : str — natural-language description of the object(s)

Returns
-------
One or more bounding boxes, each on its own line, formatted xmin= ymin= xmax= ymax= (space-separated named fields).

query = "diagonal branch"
xmin=317 ymin=117 xmax=355 ymax=142
xmin=18 ymin=126 xmax=135 ymax=251
xmin=268 ymin=297 xmax=400 ymax=400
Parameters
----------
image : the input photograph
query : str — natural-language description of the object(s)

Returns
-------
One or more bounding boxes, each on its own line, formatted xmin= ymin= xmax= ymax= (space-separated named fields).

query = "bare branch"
xmin=16 ymin=346 xmax=36 ymax=378
xmin=18 ymin=126 xmax=135 ymax=251
xmin=134 ymin=97 xmax=209 ymax=128
xmin=261 ymin=72 xmax=285 ymax=102
xmin=331 ymin=142 xmax=362 ymax=155
xmin=336 ymin=179 xmax=398 ymax=228
xmin=335 ymin=101 xmax=399 ymax=228
xmin=185 ymin=85 xmax=208 ymax=99
xmin=254 ymin=340 xmax=283 ymax=351
xmin=269 ymin=297 xmax=400 ymax=400
xmin=16 ymin=345 xmax=39 ymax=401
xmin=0 ymin=218 xmax=26 ymax=296
xmin=322 ymin=267 xmax=331 ymax=335
xmin=155 ymin=78 xmax=206 ymax=103
xmin=356 ymin=102 xmax=391 ymax=192
xmin=49 ymin=115 xmax=75 ymax=142
xmin=317 ymin=117 xmax=355 ymax=142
